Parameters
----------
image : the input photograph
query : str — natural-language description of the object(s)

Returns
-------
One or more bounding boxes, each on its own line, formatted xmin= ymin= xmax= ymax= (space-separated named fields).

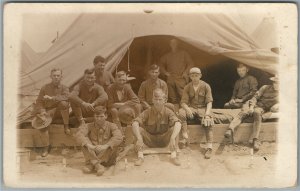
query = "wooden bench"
xmin=17 ymin=122 xmax=277 ymax=148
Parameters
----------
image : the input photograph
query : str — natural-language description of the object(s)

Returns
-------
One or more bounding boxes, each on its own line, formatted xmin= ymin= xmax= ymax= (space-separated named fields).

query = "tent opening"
xmin=114 ymin=35 xmax=273 ymax=108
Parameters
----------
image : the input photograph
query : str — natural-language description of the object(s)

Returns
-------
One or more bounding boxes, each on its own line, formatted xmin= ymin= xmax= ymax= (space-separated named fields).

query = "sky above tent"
xmin=22 ymin=13 xmax=268 ymax=52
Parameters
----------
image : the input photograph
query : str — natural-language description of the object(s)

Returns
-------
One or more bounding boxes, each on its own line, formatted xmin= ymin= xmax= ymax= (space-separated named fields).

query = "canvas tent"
xmin=20 ymin=41 xmax=44 ymax=75
xmin=20 ymin=13 xmax=278 ymax=94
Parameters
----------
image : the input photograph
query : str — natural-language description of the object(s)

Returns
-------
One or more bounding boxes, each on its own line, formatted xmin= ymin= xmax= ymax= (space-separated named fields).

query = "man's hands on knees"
xmin=202 ymin=115 xmax=214 ymax=127
xmin=94 ymin=144 xmax=110 ymax=153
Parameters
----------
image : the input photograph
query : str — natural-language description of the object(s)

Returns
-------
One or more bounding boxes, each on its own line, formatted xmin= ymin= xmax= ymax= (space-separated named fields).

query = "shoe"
xmin=170 ymin=157 xmax=181 ymax=166
xmin=224 ymin=129 xmax=233 ymax=139
xmin=82 ymin=164 xmax=94 ymax=174
xmin=204 ymin=148 xmax=212 ymax=159
xmin=253 ymin=139 xmax=260 ymax=151
xmin=64 ymin=125 xmax=71 ymax=135
xmin=41 ymin=146 xmax=49 ymax=157
xmin=94 ymin=163 xmax=105 ymax=176
xmin=182 ymin=131 xmax=189 ymax=139
xmin=134 ymin=158 xmax=144 ymax=166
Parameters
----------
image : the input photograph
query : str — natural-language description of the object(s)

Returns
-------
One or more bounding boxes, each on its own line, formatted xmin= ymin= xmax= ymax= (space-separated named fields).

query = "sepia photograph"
xmin=3 ymin=3 xmax=297 ymax=188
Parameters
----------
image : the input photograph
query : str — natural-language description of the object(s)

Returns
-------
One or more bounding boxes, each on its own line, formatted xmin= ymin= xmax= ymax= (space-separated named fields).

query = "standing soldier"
xmin=159 ymin=38 xmax=194 ymax=104
xmin=69 ymin=69 xmax=108 ymax=125
xmin=178 ymin=67 xmax=214 ymax=159
xmin=138 ymin=64 xmax=169 ymax=110
xmin=107 ymin=71 xmax=141 ymax=132
xmin=224 ymin=64 xmax=258 ymax=109
xmin=75 ymin=106 xmax=123 ymax=176
xmin=93 ymin=55 xmax=115 ymax=91
xmin=32 ymin=68 xmax=70 ymax=157
xmin=132 ymin=88 xmax=182 ymax=166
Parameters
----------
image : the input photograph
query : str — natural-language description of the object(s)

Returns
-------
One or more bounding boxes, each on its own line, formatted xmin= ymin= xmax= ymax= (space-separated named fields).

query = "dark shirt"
xmin=181 ymin=80 xmax=213 ymax=109
xmin=107 ymin=83 xmax=140 ymax=109
xmin=134 ymin=106 xmax=180 ymax=135
xmin=138 ymin=78 xmax=168 ymax=106
xmin=69 ymin=80 xmax=108 ymax=106
xmin=75 ymin=121 xmax=123 ymax=148
xmin=232 ymin=75 xmax=258 ymax=102
xmin=34 ymin=82 xmax=69 ymax=112
xmin=250 ymin=85 xmax=279 ymax=111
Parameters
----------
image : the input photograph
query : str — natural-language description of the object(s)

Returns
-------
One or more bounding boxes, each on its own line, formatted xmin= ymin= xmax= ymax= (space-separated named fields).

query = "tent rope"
xmin=127 ymin=46 xmax=130 ymax=72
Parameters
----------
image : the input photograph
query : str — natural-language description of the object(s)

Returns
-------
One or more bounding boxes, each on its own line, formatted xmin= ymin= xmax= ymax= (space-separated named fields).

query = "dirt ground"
xmin=17 ymin=142 xmax=278 ymax=188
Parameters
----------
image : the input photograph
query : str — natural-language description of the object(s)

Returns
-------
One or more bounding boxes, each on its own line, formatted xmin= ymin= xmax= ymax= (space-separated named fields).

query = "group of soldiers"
xmin=31 ymin=39 xmax=279 ymax=176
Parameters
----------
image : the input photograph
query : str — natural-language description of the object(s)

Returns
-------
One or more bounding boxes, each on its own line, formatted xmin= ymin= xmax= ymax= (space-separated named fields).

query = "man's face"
xmin=170 ymin=40 xmax=178 ymax=52
xmin=189 ymin=73 xmax=201 ymax=83
xmin=149 ymin=69 xmax=160 ymax=80
xmin=94 ymin=113 xmax=107 ymax=125
xmin=116 ymin=75 xmax=127 ymax=87
xmin=152 ymin=93 xmax=166 ymax=109
xmin=237 ymin=66 xmax=248 ymax=78
xmin=95 ymin=62 xmax=106 ymax=72
xmin=51 ymin=70 xmax=62 ymax=85
xmin=84 ymin=73 xmax=96 ymax=86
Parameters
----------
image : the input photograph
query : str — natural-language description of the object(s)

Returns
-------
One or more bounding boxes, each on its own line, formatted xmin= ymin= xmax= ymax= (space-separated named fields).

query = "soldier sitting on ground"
xmin=75 ymin=106 xmax=123 ymax=176
xmin=132 ymin=88 xmax=182 ymax=166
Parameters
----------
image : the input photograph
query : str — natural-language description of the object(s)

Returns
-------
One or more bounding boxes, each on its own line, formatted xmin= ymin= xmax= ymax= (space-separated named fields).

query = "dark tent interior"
xmin=115 ymin=35 xmax=273 ymax=108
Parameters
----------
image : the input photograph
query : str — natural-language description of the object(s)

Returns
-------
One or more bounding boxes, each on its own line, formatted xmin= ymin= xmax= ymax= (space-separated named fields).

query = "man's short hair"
xmin=84 ymin=68 xmax=95 ymax=75
xmin=93 ymin=55 xmax=106 ymax=65
xmin=94 ymin=106 xmax=107 ymax=115
xmin=237 ymin=63 xmax=248 ymax=69
xmin=50 ymin=68 xmax=62 ymax=75
xmin=149 ymin=64 xmax=160 ymax=71
xmin=153 ymin=88 xmax=166 ymax=98
xmin=116 ymin=71 xmax=127 ymax=79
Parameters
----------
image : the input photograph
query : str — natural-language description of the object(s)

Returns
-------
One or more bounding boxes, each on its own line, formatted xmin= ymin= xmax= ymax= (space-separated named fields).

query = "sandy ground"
xmin=17 ymin=142 xmax=278 ymax=188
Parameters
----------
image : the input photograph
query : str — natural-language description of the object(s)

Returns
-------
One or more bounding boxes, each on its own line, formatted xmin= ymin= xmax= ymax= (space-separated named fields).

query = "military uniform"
xmin=159 ymin=50 xmax=194 ymax=103
xmin=33 ymin=82 xmax=70 ymax=147
xmin=133 ymin=106 xmax=180 ymax=151
xmin=228 ymin=85 xmax=279 ymax=142
xmin=75 ymin=121 xmax=123 ymax=166
xmin=224 ymin=75 xmax=258 ymax=109
xmin=178 ymin=80 xmax=214 ymax=145
xmin=95 ymin=70 xmax=115 ymax=91
xmin=69 ymin=80 xmax=108 ymax=121
xmin=107 ymin=83 xmax=141 ymax=127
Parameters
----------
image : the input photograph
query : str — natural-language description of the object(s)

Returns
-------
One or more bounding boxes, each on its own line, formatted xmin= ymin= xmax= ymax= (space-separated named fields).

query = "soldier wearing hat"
xmin=93 ymin=55 xmax=115 ymax=91
xmin=224 ymin=75 xmax=279 ymax=151
xmin=69 ymin=69 xmax=108 ymax=125
xmin=75 ymin=106 xmax=123 ymax=176
xmin=106 ymin=71 xmax=141 ymax=132
xmin=32 ymin=68 xmax=70 ymax=157
xmin=178 ymin=67 xmax=215 ymax=159
xmin=224 ymin=64 xmax=258 ymax=109
xmin=132 ymin=88 xmax=182 ymax=166
xmin=159 ymin=39 xmax=194 ymax=104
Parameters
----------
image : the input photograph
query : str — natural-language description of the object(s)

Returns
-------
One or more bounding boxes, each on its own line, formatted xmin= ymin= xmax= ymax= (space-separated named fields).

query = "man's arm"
xmin=231 ymin=81 xmax=238 ymax=100
xmin=92 ymin=85 xmax=108 ymax=106
xmin=69 ymin=84 xmax=85 ymax=105
xmin=138 ymin=82 xmax=150 ymax=109
xmin=124 ymin=85 xmax=140 ymax=105
xmin=105 ymin=123 xmax=123 ymax=148
xmin=33 ymin=86 xmax=46 ymax=115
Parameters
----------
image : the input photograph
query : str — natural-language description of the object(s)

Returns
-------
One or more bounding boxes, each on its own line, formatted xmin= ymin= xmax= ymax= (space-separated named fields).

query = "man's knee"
xmin=224 ymin=102 xmax=231 ymax=109
xmin=58 ymin=101 xmax=69 ymax=110
xmin=253 ymin=108 xmax=263 ymax=119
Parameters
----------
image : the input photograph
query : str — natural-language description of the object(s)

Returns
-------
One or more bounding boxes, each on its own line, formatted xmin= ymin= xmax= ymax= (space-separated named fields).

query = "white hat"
xmin=189 ymin=67 xmax=201 ymax=74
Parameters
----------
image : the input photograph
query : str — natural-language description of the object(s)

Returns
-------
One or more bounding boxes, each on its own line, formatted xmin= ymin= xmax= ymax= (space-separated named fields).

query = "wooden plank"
xmin=17 ymin=122 xmax=277 ymax=148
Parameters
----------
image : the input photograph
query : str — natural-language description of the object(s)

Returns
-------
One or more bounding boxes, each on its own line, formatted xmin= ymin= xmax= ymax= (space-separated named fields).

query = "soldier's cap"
xmin=94 ymin=106 xmax=107 ymax=115
xmin=270 ymin=75 xmax=279 ymax=82
xmin=189 ymin=67 xmax=201 ymax=74
xmin=93 ymin=55 xmax=106 ymax=65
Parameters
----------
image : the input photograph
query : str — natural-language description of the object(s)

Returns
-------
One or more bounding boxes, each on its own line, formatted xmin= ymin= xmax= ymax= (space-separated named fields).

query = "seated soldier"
xmin=224 ymin=75 xmax=279 ymax=151
xmin=32 ymin=68 xmax=70 ymax=157
xmin=107 ymin=71 xmax=141 ymax=132
xmin=93 ymin=55 xmax=115 ymax=91
xmin=75 ymin=106 xmax=123 ymax=176
xmin=69 ymin=69 xmax=108 ymax=125
xmin=138 ymin=64 xmax=174 ymax=111
xmin=224 ymin=64 xmax=258 ymax=109
xmin=132 ymin=88 xmax=182 ymax=166
xmin=178 ymin=67 xmax=214 ymax=159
